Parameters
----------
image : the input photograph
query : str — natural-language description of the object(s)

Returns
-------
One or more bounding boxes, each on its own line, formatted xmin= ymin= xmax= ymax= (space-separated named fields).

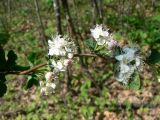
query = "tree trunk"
xmin=53 ymin=0 xmax=62 ymax=35
xmin=34 ymin=0 xmax=47 ymax=47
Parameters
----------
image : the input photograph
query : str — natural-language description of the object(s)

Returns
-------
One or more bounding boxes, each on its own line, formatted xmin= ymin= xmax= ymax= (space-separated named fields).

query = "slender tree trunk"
xmin=34 ymin=0 xmax=47 ymax=47
xmin=53 ymin=0 xmax=62 ymax=35
xmin=61 ymin=0 xmax=82 ymax=54
xmin=7 ymin=0 xmax=11 ymax=21
xmin=61 ymin=0 xmax=99 ymax=91
xmin=99 ymin=0 xmax=103 ymax=23
xmin=61 ymin=0 xmax=79 ymax=93
xmin=91 ymin=0 xmax=103 ymax=24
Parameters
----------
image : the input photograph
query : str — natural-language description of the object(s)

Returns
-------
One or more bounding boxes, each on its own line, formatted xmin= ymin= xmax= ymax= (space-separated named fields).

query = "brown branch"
xmin=1 ymin=53 xmax=115 ymax=75
xmin=18 ymin=63 xmax=47 ymax=75
xmin=74 ymin=53 xmax=97 ymax=57
xmin=1 ymin=63 xmax=47 ymax=75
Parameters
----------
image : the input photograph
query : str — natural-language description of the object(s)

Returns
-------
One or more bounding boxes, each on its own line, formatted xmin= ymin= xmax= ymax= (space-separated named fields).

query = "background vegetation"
xmin=0 ymin=0 xmax=160 ymax=119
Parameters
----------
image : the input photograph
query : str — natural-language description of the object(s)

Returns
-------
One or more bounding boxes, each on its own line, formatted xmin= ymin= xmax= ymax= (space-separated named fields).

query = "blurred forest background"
xmin=0 ymin=0 xmax=160 ymax=119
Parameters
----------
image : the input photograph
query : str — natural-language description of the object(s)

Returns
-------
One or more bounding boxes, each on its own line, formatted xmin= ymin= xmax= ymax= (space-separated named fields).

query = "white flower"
xmin=48 ymin=35 xmax=67 ymax=56
xmin=45 ymin=72 xmax=54 ymax=81
xmin=115 ymin=47 xmax=143 ymax=84
xmin=46 ymin=82 xmax=56 ymax=93
xmin=120 ymin=63 xmax=130 ymax=74
xmin=116 ymin=47 xmax=138 ymax=62
xmin=52 ymin=60 xmax=66 ymax=71
xmin=40 ymin=80 xmax=56 ymax=95
xmin=116 ymin=64 xmax=135 ymax=84
xmin=40 ymin=87 xmax=47 ymax=95
xmin=90 ymin=24 xmax=109 ymax=45
xmin=48 ymin=35 xmax=75 ymax=56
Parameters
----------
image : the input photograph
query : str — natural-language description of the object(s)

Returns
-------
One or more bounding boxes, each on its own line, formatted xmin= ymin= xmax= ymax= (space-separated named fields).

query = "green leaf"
xmin=0 ymin=48 xmax=6 ymax=70
xmin=0 ymin=81 xmax=7 ymax=97
xmin=26 ymin=75 xmax=39 ymax=89
xmin=113 ymin=46 xmax=122 ymax=56
xmin=0 ymin=74 xmax=6 ymax=82
xmin=0 ymin=32 xmax=10 ymax=45
xmin=13 ymin=65 xmax=30 ymax=71
xmin=84 ymin=39 xmax=97 ymax=51
xmin=80 ymin=80 xmax=91 ymax=99
xmin=128 ymin=72 xmax=141 ymax=90
xmin=7 ymin=50 xmax=18 ymax=66
xmin=27 ymin=52 xmax=41 ymax=65
xmin=147 ymin=49 xmax=160 ymax=64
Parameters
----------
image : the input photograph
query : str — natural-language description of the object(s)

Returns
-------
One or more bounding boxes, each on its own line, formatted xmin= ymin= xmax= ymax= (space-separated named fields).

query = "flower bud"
xmin=63 ymin=59 xmax=73 ymax=67
xmin=68 ymin=53 xmax=74 ymax=59
xmin=107 ymin=39 xmax=118 ymax=49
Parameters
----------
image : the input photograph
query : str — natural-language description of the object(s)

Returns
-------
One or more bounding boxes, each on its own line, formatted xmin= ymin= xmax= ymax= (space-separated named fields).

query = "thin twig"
xmin=1 ymin=63 xmax=47 ymax=75
xmin=1 ymin=53 xmax=115 ymax=75
xmin=74 ymin=53 xmax=97 ymax=57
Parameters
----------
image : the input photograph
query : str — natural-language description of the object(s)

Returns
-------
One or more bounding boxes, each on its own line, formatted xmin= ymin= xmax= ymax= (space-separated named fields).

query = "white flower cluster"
xmin=90 ymin=24 xmax=118 ymax=49
xmin=40 ymin=72 xmax=57 ymax=95
xmin=48 ymin=35 xmax=75 ymax=58
xmin=115 ymin=47 xmax=143 ymax=84
xmin=91 ymin=24 xmax=144 ymax=85
xmin=40 ymin=35 xmax=75 ymax=95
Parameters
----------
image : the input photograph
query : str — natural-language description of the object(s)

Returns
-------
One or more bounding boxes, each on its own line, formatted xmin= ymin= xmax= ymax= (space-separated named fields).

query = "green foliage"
xmin=0 ymin=48 xmax=6 ymax=71
xmin=84 ymin=39 xmax=97 ymax=51
xmin=84 ymin=39 xmax=110 ymax=57
xmin=0 ymin=81 xmax=7 ymax=97
xmin=27 ymin=52 xmax=42 ymax=65
xmin=128 ymin=72 xmax=141 ymax=90
xmin=0 ymin=32 xmax=10 ymax=45
xmin=0 ymin=48 xmax=30 ymax=97
xmin=80 ymin=105 xmax=96 ymax=118
xmin=80 ymin=80 xmax=91 ymax=99
xmin=26 ymin=74 xmax=39 ymax=89
xmin=147 ymin=49 xmax=160 ymax=64
xmin=7 ymin=50 xmax=18 ymax=67
xmin=0 ymin=0 xmax=160 ymax=119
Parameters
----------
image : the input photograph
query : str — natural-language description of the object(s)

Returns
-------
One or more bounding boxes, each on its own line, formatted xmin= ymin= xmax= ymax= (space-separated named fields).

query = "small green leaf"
xmin=80 ymin=80 xmax=91 ymax=98
xmin=128 ymin=72 xmax=141 ymax=90
xmin=13 ymin=65 xmax=30 ymax=71
xmin=0 ymin=32 xmax=10 ymax=45
xmin=147 ymin=49 xmax=160 ymax=64
xmin=26 ymin=75 xmax=39 ymax=89
xmin=0 ymin=81 xmax=7 ymax=97
xmin=84 ymin=39 xmax=97 ymax=51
